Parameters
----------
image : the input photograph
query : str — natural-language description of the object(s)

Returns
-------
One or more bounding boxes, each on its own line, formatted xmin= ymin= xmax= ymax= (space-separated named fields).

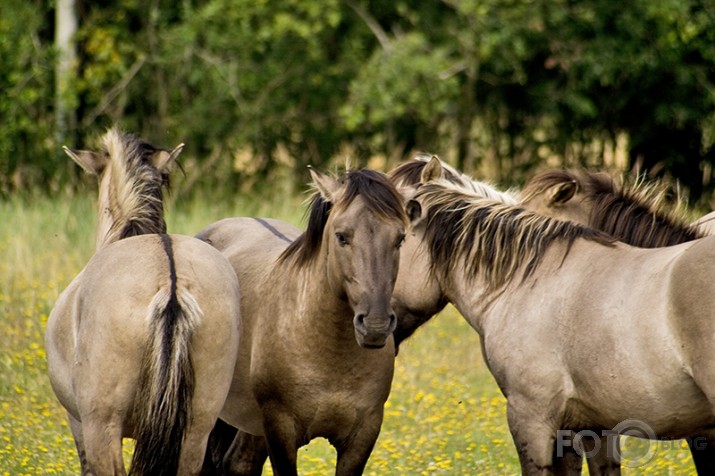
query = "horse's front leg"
xmin=222 ymin=430 xmax=268 ymax=476
xmin=688 ymin=431 xmax=715 ymax=475
xmin=261 ymin=405 xmax=301 ymax=476
xmin=507 ymin=399 xmax=564 ymax=475
xmin=333 ymin=409 xmax=384 ymax=476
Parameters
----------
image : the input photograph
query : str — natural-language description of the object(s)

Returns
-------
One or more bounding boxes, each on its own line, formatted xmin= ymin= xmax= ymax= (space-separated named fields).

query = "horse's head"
xmin=311 ymin=168 xmax=407 ymax=349
xmin=385 ymin=157 xmax=456 ymax=343
xmin=520 ymin=169 xmax=606 ymax=227
xmin=521 ymin=169 xmax=702 ymax=247
xmin=64 ymin=127 xmax=183 ymax=249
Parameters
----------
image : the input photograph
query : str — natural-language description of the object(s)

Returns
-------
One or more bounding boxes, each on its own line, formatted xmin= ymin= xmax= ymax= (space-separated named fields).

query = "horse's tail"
xmin=129 ymin=235 xmax=201 ymax=476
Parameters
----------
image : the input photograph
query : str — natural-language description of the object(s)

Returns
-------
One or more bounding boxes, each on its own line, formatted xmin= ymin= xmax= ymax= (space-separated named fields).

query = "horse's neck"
xmin=438 ymin=238 xmax=586 ymax=336
xmin=94 ymin=182 xmax=128 ymax=250
xmin=269 ymin=257 xmax=356 ymax=346
xmin=440 ymin=274 xmax=491 ymax=336
xmin=94 ymin=200 xmax=166 ymax=250
xmin=95 ymin=208 xmax=117 ymax=250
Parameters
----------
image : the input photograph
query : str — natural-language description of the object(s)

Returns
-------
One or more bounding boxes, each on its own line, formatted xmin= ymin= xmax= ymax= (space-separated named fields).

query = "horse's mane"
xmin=522 ymin=169 xmax=702 ymax=247
xmin=415 ymin=182 xmax=614 ymax=292
xmin=102 ymin=128 xmax=170 ymax=241
xmin=388 ymin=155 xmax=518 ymax=204
xmin=278 ymin=168 xmax=407 ymax=268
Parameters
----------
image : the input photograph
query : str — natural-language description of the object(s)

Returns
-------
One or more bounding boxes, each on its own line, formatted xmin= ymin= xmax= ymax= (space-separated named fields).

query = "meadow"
xmin=0 ymin=189 xmax=698 ymax=475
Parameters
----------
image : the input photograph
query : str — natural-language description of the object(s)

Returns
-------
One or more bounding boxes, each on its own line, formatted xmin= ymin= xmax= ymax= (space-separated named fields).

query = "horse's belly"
xmin=567 ymin=372 xmax=714 ymax=437
xmin=220 ymin=363 xmax=264 ymax=436
xmin=219 ymin=397 xmax=264 ymax=436
xmin=302 ymin=392 xmax=384 ymax=440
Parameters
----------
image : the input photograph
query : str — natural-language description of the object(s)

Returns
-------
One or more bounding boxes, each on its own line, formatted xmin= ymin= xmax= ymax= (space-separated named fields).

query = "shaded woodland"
xmin=3 ymin=0 xmax=715 ymax=204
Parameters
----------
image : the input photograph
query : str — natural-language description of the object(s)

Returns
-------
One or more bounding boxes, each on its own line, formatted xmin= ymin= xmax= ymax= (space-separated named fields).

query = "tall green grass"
xmin=0 ymin=193 xmax=696 ymax=475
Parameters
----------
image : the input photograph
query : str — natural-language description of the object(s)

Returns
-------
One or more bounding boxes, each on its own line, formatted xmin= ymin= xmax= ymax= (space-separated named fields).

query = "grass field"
xmin=0 ymin=192 xmax=698 ymax=475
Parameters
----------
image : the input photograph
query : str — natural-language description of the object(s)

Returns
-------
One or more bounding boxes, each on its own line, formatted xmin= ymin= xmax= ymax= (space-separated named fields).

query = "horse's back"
xmin=197 ymin=217 xmax=300 ymax=259
xmin=196 ymin=217 xmax=299 ymax=335
xmin=693 ymin=210 xmax=715 ymax=235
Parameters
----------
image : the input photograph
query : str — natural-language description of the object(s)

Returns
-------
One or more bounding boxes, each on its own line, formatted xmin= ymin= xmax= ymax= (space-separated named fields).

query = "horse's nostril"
xmin=355 ymin=313 xmax=366 ymax=327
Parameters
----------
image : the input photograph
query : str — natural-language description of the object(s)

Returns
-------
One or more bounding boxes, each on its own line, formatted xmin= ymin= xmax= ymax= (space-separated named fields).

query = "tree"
xmin=55 ymin=0 xmax=78 ymax=148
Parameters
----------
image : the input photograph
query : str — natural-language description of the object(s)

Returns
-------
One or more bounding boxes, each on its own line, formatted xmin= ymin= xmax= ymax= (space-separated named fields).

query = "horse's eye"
xmin=396 ymin=234 xmax=405 ymax=249
xmin=335 ymin=233 xmax=349 ymax=247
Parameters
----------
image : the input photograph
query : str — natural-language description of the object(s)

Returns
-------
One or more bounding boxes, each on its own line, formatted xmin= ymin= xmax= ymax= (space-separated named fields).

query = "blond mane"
xmin=101 ymin=128 xmax=170 ymax=243
xmin=389 ymin=154 xmax=519 ymax=204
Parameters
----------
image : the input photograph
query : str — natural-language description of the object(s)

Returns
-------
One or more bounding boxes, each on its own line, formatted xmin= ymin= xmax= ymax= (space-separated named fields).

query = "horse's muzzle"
xmin=353 ymin=312 xmax=397 ymax=348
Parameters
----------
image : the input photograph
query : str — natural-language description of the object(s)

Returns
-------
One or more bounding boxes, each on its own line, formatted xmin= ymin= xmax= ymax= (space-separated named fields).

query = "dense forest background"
xmin=3 ymin=0 xmax=715 ymax=205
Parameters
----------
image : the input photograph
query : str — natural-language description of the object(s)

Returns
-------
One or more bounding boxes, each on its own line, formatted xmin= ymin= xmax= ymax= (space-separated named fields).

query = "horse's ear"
xmin=406 ymin=199 xmax=423 ymax=226
xmin=309 ymin=167 xmax=341 ymax=202
xmin=420 ymin=156 xmax=444 ymax=183
xmin=549 ymin=180 xmax=577 ymax=205
xmin=150 ymin=143 xmax=184 ymax=172
xmin=64 ymin=146 xmax=107 ymax=176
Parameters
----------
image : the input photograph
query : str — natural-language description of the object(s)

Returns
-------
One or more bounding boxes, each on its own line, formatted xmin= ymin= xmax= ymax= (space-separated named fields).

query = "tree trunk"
xmin=55 ymin=0 xmax=77 ymax=147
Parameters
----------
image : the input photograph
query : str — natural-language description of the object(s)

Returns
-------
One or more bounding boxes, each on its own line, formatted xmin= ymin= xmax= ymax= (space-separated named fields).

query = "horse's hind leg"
xmin=200 ymin=419 xmax=238 ymax=475
xmin=178 ymin=422 xmax=215 ymax=476
xmin=222 ymin=431 xmax=268 ymax=476
xmin=553 ymin=436 xmax=583 ymax=476
xmin=688 ymin=432 xmax=715 ymax=475
xmin=68 ymin=413 xmax=93 ymax=476
xmin=81 ymin=417 xmax=125 ymax=475
xmin=583 ymin=436 xmax=620 ymax=476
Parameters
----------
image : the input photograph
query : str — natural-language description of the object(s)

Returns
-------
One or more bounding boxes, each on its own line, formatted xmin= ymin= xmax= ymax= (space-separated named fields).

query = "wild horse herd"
xmin=44 ymin=127 xmax=715 ymax=475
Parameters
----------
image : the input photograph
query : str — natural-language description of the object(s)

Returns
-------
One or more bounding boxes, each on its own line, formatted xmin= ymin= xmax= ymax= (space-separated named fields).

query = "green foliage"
xmin=2 ymin=0 xmax=715 ymax=203
xmin=0 ymin=0 xmax=55 ymax=196
xmin=342 ymin=32 xmax=459 ymax=152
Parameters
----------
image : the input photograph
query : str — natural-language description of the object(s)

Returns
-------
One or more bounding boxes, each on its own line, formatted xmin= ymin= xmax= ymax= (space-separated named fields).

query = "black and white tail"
xmin=129 ymin=235 xmax=201 ymax=476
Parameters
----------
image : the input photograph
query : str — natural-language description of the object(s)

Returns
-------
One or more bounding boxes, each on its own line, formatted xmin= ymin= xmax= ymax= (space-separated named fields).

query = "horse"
xmin=196 ymin=167 xmax=407 ymax=476
xmin=394 ymin=159 xmax=715 ymax=474
xmin=692 ymin=210 xmax=715 ymax=235
xmin=518 ymin=168 xmax=715 ymax=474
xmin=45 ymin=128 xmax=241 ymax=476
xmin=388 ymin=153 xmax=520 ymax=204
xmin=402 ymin=162 xmax=715 ymax=475
xmin=520 ymin=168 xmax=705 ymax=246
xmin=390 ymin=158 xmax=596 ymax=474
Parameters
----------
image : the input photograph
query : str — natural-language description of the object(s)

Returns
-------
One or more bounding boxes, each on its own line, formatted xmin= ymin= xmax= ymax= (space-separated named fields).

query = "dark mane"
xmin=103 ymin=128 xmax=171 ymax=240
xmin=277 ymin=193 xmax=332 ymax=268
xmin=523 ymin=169 xmax=702 ymax=247
xmin=416 ymin=183 xmax=614 ymax=291
xmin=278 ymin=168 xmax=407 ymax=268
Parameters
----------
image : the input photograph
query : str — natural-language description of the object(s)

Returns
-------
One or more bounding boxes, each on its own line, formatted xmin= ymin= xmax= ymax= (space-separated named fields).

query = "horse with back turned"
xmin=45 ymin=128 xmax=241 ymax=476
